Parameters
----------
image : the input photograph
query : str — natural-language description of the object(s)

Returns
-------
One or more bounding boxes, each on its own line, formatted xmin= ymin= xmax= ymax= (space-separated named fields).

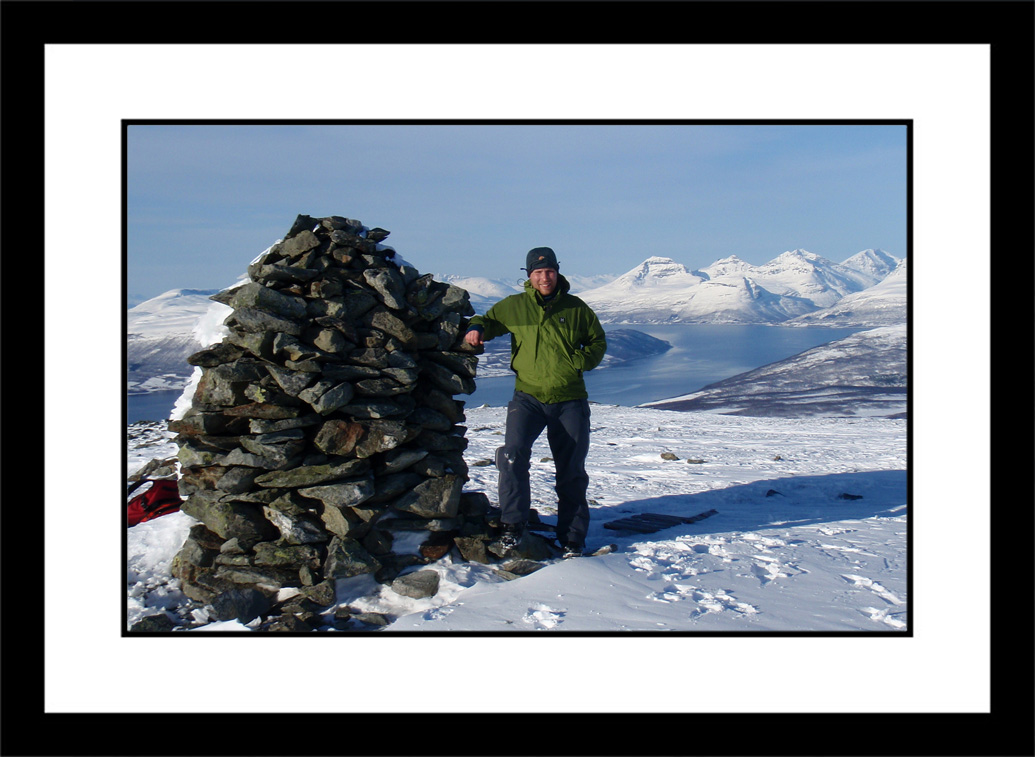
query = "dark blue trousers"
xmin=495 ymin=391 xmax=591 ymax=547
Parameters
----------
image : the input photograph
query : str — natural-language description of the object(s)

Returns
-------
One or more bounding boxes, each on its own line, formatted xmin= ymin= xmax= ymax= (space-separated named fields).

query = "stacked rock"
xmin=168 ymin=214 xmax=491 ymax=626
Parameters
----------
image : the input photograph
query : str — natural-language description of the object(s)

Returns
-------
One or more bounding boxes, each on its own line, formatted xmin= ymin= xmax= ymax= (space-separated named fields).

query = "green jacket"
xmin=468 ymin=275 xmax=607 ymax=404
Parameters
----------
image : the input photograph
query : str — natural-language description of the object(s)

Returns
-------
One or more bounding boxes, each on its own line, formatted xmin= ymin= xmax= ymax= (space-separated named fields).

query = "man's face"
xmin=529 ymin=267 xmax=558 ymax=297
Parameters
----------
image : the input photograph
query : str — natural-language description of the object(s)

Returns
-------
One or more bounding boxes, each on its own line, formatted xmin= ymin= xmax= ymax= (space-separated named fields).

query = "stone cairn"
xmin=164 ymin=214 xmax=537 ymax=632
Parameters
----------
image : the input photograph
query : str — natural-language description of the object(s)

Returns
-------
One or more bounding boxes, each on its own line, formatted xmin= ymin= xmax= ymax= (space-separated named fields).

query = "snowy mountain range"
xmin=126 ymin=248 xmax=905 ymax=396
xmin=436 ymin=248 xmax=904 ymax=325
xmin=785 ymin=257 xmax=908 ymax=326
xmin=577 ymin=248 xmax=904 ymax=324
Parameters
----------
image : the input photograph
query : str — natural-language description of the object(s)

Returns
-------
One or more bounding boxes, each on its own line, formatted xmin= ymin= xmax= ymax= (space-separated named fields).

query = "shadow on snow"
xmin=586 ymin=469 xmax=908 ymax=540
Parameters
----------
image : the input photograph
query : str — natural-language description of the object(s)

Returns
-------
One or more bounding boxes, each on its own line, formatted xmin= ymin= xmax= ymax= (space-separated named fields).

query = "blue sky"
xmin=126 ymin=122 xmax=908 ymax=303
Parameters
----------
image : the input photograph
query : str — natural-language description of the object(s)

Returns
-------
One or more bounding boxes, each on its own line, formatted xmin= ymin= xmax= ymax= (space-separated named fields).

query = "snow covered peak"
xmin=699 ymin=255 xmax=752 ymax=278
xmin=770 ymin=248 xmax=830 ymax=267
xmin=787 ymin=256 xmax=907 ymax=327
xmin=612 ymin=257 xmax=704 ymax=287
xmin=131 ymin=287 xmax=218 ymax=306
xmin=436 ymin=274 xmax=520 ymax=300
xmin=127 ymin=288 xmax=222 ymax=336
xmin=840 ymin=248 xmax=902 ymax=281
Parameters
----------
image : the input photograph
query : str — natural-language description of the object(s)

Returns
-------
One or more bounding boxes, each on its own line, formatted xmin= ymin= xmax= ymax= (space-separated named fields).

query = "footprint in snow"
xmin=686 ymin=539 xmax=732 ymax=559
xmin=522 ymin=603 xmax=564 ymax=629
xmin=648 ymin=583 xmax=697 ymax=603
xmin=647 ymin=584 xmax=759 ymax=619
xmin=421 ymin=605 xmax=455 ymax=621
xmin=742 ymin=534 xmax=789 ymax=551
xmin=860 ymin=606 xmax=908 ymax=629
xmin=841 ymin=574 xmax=905 ymax=606
xmin=821 ymin=543 xmax=879 ymax=557
xmin=819 ymin=526 xmax=858 ymax=536
xmin=749 ymin=557 xmax=791 ymax=585
xmin=688 ymin=588 xmax=759 ymax=619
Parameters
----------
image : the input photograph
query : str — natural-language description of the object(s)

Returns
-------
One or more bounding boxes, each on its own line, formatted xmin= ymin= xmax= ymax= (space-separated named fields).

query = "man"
xmin=464 ymin=247 xmax=607 ymax=558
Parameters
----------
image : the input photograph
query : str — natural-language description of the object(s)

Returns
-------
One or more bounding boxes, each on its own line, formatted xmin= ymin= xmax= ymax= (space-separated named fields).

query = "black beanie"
xmin=525 ymin=247 xmax=559 ymax=273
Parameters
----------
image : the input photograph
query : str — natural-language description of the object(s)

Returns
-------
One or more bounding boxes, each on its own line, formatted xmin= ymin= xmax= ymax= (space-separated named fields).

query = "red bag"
xmin=127 ymin=479 xmax=182 ymax=527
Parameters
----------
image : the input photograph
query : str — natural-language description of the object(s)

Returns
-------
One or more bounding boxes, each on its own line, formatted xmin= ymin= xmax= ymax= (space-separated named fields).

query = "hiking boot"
xmin=562 ymin=542 xmax=584 ymax=559
xmin=499 ymin=523 xmax=524 ymax=550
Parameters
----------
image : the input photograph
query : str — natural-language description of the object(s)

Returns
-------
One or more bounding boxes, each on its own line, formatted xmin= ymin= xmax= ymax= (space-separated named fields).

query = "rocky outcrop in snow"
xmin=163 ymin=214 xmax=536 ymax=630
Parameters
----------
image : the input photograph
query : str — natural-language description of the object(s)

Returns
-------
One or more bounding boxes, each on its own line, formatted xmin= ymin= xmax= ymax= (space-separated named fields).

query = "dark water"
xmin=125 ymin=325 xmax=862 ymax=421
xmin=467 ymin=324 xmax=863 ymax=408
xmin=126 ymin=390 xmax=186 ymax=423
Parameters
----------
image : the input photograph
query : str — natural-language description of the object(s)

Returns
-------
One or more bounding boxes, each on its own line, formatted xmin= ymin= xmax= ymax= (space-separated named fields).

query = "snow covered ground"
xmin=127 ymin=402 xmax=908 ymax=634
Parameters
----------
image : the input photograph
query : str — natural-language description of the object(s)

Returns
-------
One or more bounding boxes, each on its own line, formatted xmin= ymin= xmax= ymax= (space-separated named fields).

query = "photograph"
xmin=7 ymin=0 xmax=1030 ymax=754
xmin=124 ymin=121 xmax=912 ymax=636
